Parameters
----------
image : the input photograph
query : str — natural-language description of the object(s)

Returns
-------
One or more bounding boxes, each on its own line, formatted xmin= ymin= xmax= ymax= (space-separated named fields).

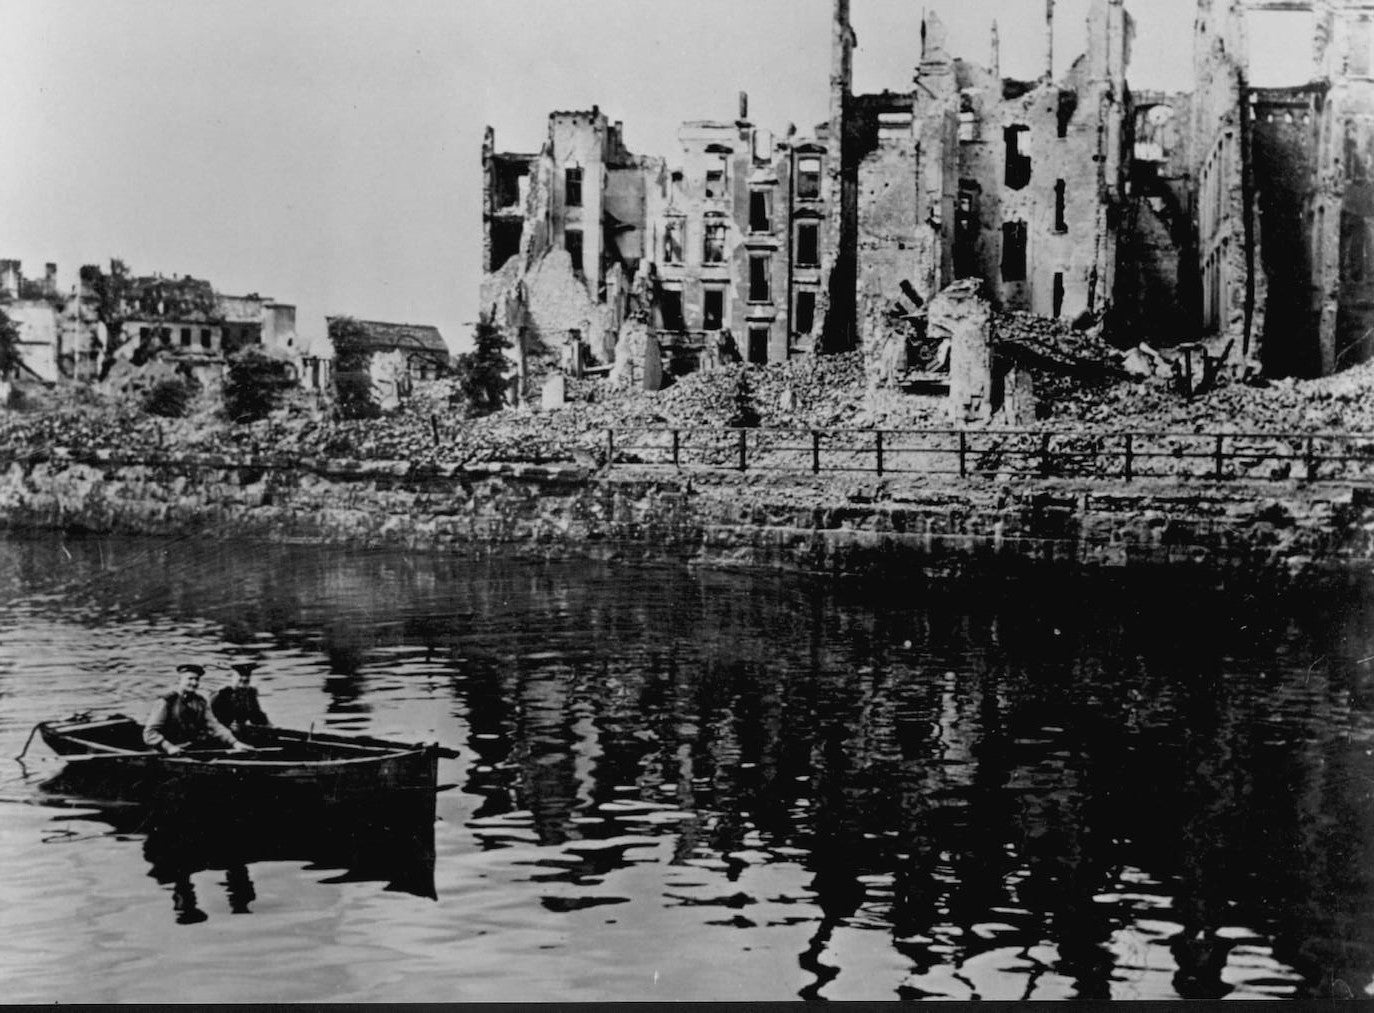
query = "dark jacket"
xmin=212 ymin=686 xmax=270 ymax=731
xmin=144 ymin=691 xmax=237 ymax=750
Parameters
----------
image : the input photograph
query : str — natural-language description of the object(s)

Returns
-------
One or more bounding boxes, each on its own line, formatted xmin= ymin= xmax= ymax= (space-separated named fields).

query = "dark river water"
xmin=1 ymin=532 xmax=1372 ymax=1002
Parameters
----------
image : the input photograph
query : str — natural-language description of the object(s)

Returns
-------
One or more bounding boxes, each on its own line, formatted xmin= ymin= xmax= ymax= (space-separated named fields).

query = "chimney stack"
xmin=1045 ymin=0 xmax=1056 ymax=80
xmin=44 ymin=263 xmax=57 ymax=298
xmin=739 ymin=90 xmax=749 ymax=121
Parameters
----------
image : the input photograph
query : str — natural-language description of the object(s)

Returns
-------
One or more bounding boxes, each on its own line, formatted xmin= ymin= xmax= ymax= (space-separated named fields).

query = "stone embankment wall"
xmin=1 ymin=451 xmax=1372 ymax=581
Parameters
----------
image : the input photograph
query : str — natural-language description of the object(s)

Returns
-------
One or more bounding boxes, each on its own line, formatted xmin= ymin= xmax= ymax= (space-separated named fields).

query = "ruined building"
xmin=1182 ymin=0 xmax=1374 ymax=377
xmin=1 ymin=258 xmax=297 ymax=385
xmin=481 ymin=0 xmax=1374 ymax=393
xmin=481 ymin=2 xmax=1129 ymax=396
xmin=482 ymin=100 xmax=836 ymax=390
xmin=828 ymin=0 xmax=1132 ymax=383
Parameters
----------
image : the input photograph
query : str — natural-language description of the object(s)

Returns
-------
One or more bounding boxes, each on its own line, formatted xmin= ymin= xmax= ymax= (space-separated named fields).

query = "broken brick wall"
xmin=1326 ymin=7 xmax=1374 ymax=372
xmin=1333 ymin=84 xmax=1374 ymax=369
xmin=850 ymin=91 xmax=922 ymax=383
xmin=842 ymin=0 xmax=1128 ymax=390
xmin=1118 ymin=92 xmax=1202 ymax=347
xmin=1190 ymin=0 xmax=1258 ymax=363
xmin=934 ymin=279 xmax=994 ymax=423
xmin=1251 ymin=89 xmax=1324 ymax=377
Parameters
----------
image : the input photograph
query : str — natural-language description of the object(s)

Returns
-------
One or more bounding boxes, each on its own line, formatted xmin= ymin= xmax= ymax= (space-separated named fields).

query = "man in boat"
xmin=143 ymin=664 xmax=251 ymax=755
xmin=212 ymin=662 xmax=271 ymax=735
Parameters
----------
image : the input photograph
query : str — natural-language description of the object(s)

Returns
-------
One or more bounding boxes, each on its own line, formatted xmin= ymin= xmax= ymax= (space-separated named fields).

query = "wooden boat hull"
xmin=37 ymin=714 xmax=442 ymax=804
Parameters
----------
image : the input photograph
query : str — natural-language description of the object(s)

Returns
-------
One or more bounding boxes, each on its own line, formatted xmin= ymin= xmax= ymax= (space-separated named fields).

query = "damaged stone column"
xmin=931 ymin=279 xmax=993 ymax=424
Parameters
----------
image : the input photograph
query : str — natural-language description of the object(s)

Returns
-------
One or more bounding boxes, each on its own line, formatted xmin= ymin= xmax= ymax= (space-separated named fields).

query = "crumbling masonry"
xmin=481 ymin=0 xmax=1374 ymax=397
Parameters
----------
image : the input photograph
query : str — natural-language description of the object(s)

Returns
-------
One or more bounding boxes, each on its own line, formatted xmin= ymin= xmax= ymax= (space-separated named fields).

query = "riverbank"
xmin=2 ymin=449 xmax=1370 ymax=584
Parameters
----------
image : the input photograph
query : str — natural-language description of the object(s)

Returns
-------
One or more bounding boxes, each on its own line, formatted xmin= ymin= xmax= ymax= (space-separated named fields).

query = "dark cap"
xmin=230 ymin=662 xmax=259 ymax=676
xmin=176 ymin=664 xmax=205 ymax=676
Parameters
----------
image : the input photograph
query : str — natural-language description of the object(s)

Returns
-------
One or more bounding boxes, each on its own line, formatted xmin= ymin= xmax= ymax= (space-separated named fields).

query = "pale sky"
xmin=1 ymin=0 xmax=1202 ymax=353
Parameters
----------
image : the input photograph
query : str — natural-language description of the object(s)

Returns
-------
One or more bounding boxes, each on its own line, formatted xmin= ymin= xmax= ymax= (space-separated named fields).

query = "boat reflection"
xmin=44 ymin=790 xmax=438 ymax=921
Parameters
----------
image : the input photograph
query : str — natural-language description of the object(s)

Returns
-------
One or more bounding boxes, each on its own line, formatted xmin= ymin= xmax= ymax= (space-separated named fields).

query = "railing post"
xmin=1039 ymin=431 xmax=1052 ymax=476
xmin=958 ymin=430 xmax=968 ymax=478
xmin=672 ymin=429 xmax=680 ymax=468
xmin=1123 ymin=432 xmax=1133 ymax=483
xmin=1304 ymin=435 xmax=1316 ymax=483
xmin=812 ymin=431 xmax=821 ymax=475
xmin=1214 ymin=433 xmax=1225 ymax=480
xmin=875 ymin=430 xmax=885 ymax=477
xmin=605 ymin=427 xmax=614 ymax=468
xmin=738 ymin=429 xmax=747 ymax=472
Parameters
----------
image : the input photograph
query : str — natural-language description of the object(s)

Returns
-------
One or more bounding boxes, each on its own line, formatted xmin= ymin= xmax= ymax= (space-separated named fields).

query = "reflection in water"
xmin=1 ymin=534 xmax=1373 ymax=999
xmin=46 ymin=790 xmax=438 ymax=925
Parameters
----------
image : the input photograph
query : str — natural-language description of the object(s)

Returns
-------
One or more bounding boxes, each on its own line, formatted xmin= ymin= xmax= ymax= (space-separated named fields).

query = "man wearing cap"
xmin=144 ymin=664 xmax=249 ymax=755
xmin=212 ymin=662 xmax=272 ymax=736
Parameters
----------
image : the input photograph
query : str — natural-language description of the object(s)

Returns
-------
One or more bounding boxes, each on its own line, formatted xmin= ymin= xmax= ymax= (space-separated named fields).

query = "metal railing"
xmin=601 ymin=426 xmax=1374 ymax=484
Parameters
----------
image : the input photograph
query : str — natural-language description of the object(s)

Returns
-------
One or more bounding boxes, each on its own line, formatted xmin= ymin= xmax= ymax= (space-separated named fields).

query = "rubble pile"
xmin=1046 ymin=357 xmax=1374 ymax=434
xmin=6 ymin=344 xmax=1374 ymax=473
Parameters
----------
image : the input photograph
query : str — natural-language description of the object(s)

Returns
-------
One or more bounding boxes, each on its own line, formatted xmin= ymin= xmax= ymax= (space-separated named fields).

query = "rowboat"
xmin=33 ymin=713 xmax=450 ymax=804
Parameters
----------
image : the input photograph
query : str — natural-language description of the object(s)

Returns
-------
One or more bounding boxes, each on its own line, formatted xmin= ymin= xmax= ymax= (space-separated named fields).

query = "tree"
xmin=0 ymin=307 xmax=22 ymax=378
xmin=451 ymin=318 xmax=510 ymax=417
xmin=223 ymin=347 xmax=295 ymax=423
xmin=329 ymin=316 xmax=380 ymax=419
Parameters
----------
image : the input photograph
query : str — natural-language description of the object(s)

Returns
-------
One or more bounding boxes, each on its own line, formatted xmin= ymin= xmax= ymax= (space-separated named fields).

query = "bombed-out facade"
xmin=481 ymin=0 xmax=1374 ymax=398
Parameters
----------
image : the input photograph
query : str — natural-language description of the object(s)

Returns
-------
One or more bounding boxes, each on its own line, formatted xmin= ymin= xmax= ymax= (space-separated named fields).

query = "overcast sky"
xmin=1 ymin=0 xmax=1204 ymax=352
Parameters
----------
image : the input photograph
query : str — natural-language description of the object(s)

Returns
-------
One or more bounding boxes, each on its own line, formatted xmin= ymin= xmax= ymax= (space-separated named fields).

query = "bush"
xmin=224 ymin=348 xmax=295 ymax=423
xmin=726 ymin=370 xmax=761 ymax=428
xmin=143 ymin=377 xmax=197 ymax=418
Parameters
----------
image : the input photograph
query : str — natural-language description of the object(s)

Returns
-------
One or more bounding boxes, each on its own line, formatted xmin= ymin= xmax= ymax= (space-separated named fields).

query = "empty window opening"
xmin=564 ymin=228 xmax=584 ymax=271
xmin=749 ymin=190 xmax=772 ymax=233
xmin=749 ymin=254 xmax=772 ymax=302
xmin=954 ymin=180 xmax=981 ymax=279
xmin=748 ymin=326 xmax=770 ymax=365
xmin=703 ymin=288 xmax=725 ymax=330
xmin=752 ymin=129 xmax=774 ymax=163
xmin=493 ymin=160 xmax=531 ymax=211
xmin=958 ymin=92 xmax=980 ymax=143
xmin=1002 ymin=221 xmax=1028 ymax=281
xmin=491 ymin=220 xmax=523 ymax=270
xmin=200 ymin=328 xmax=212 ymax=349
xmin=659 ymin=288 xmax=686 ymax=331
xmin=1004 ymin=125 xmax=1031 ymax=189
xmin=1054 ymin=179 xmax=1068 ymax=232
xmin=878 ymin=111 xmax=913 ymax=140
xmin=1347 ymin=121 xmax=1367 ymax=183
xmin=705 ymin=157 xmax=727 ymax=199
xmin=1053 ymin=272 xmax=1065 ymax=318
xmin=797 ymin=156 xmax=822 ymax=200
xmin=180 ymin=327 xmax=191 ymax=347
xmin=704 ymin=220 xmax=728 ymax=264
xmin=1342 ymin=213 xmax=1370 ymax=283
xmin=1057 ymin=91 xmax=1078 ymax=138
xmin=565 ymin=166 xmax=583 ymax=208
xmin=796 ymin=222 xmax=820 ymax=267
xmin=663 ymin=218 xmax=685 ymax=264
xmin=160 ymin=327 xmax=171 ymax=346
xmin=794 ymin=290 xmax=817 ymax=335
xmin=1245 ymin=9 xmax=1317 ymax=86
